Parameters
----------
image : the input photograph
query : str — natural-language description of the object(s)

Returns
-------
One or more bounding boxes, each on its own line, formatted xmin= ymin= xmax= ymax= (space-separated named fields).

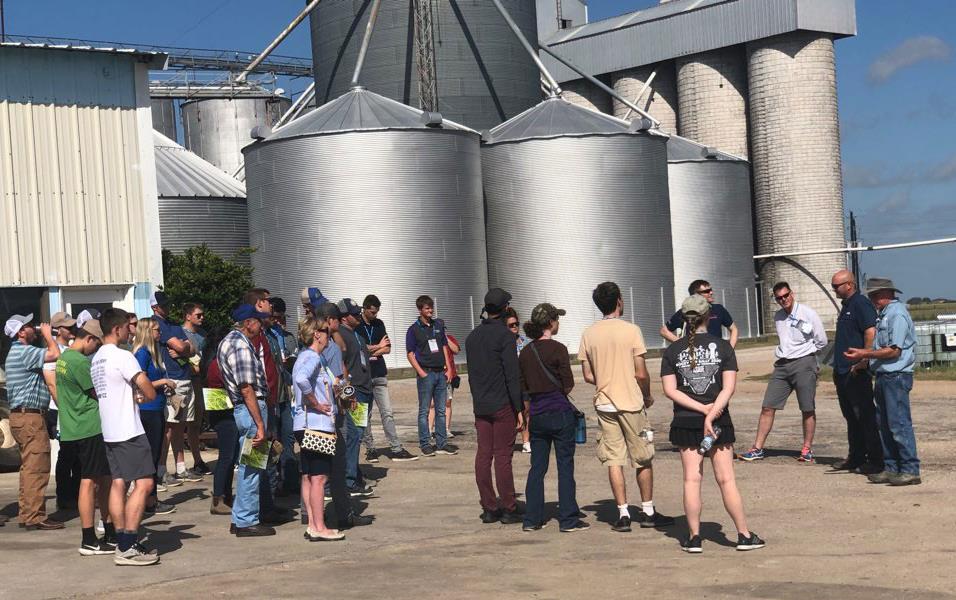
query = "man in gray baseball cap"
xmin=844 ymin=277 xmax=920 ymax=486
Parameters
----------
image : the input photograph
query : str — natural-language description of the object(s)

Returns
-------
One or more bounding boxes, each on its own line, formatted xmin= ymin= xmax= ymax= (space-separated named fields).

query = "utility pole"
xmin=413 ymin=0 xmax=439 ymax=112
xmin=1 ymin=0 xmax=6 ymax=43
xmin=848 ymin=211 xmax=861 ymax=282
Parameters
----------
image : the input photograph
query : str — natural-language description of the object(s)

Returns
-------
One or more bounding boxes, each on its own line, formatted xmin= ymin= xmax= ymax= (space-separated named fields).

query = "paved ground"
xmin=1 ymin=344 xmax=953 ymax=600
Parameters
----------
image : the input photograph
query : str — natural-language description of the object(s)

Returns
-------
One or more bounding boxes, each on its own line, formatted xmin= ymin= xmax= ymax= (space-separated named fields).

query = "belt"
xmin=11 ymin=407 xmax=47 ymax=414
xmin=427 ymin=367 xmax=445 ymax=373
xmin=775 ymin=354 xmax=815 ymax=365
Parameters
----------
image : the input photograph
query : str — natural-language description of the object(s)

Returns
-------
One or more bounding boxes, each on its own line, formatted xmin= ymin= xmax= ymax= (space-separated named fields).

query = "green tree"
xmin=160 ymin=246 xmax=254 ymax=332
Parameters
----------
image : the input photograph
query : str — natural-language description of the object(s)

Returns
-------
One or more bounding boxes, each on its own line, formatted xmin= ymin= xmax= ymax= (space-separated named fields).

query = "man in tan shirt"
xmin=579 ymin=282 xmax=674 ymax=532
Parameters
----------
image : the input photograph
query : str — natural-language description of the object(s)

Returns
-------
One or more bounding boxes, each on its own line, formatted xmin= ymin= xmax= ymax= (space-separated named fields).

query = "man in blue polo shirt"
xmin=661 ymin=279 xmax=738 ymax=347
xmin=845 ymin=277 xmax=920 ymax=486
xmin=830 ymin=269 xmax=882 ymax=474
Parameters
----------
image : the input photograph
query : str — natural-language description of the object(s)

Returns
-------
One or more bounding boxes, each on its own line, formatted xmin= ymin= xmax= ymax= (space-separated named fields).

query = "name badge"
xmin=428 ymin=339 xmax=439 ymax=353
xmin=360 ymin=353 xmax=368 ymax=367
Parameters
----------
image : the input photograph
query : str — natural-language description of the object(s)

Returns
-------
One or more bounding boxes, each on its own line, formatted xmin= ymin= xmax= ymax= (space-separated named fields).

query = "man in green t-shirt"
xmin=55 ymin=321 xmax=117 ymax=555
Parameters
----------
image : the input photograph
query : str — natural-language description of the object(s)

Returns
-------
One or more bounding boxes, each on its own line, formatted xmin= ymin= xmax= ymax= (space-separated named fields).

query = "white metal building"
xmin=0 ymin=43 xmax=167 ymax=338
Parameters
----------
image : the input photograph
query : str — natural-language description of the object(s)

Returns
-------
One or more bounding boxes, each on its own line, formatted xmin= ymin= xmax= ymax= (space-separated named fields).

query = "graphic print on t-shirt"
xmin=674 ymin=342 xmax=722 ymax=395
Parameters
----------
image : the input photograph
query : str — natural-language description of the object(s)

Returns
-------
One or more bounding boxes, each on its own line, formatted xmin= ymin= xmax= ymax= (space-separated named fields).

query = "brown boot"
xmin=211 ymin=496 xmax=231 ymax=515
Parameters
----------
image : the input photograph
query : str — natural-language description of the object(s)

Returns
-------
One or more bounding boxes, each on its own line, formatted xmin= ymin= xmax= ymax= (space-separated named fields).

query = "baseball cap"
xmin=51 ymin=311 xmax=77 ymax=328
xmin=82 ymin=319 xmax=105 ymax=340
xmin=530 ymin=303 xmax=566 ymax=326
xmin=4 ymin=313 xmax=33 ymax=338
xmin=149 ymin=290 xmax=169 ymax=307
xmin=76 ymin=309 xmax=100 ymax=329
xmin=300 ymin=287 xmax=328 ymax=308
xmin=681 ymin=294 xmax=711 ymax=316
xmin=231 ymin=304 xmax=270 ymax=322
xmin=483 ymin=288 xmax=512 ymax=313
xmin=336 ymin=298 xmax=362 ymax=317
xmin=314 ymin=302 xmax=342 ymax=320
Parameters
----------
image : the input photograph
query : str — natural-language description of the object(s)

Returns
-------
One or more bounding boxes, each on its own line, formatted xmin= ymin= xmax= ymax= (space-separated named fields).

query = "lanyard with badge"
xmin=363 ymin=322 xmax=380 ymax=362
xmin=786 ymin=305 xmax=813 ymax=336
xmin=420 ymin=319 xmax=441 ymax=354
xmin=353 ymin=329 xmax=369 ymax=368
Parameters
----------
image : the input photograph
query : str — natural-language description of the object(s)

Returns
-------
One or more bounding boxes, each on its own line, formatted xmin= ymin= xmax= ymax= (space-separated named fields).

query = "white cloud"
xmin=867 ymin=35 xmax=952 ymax=84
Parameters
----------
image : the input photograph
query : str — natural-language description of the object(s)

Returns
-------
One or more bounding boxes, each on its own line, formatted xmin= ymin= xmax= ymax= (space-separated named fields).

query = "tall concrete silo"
xmin=153 ymin=132 xmax=250 ymax=265
xmin=611 ymin=62 xmax=678 ymax=133
xmin=151 ymin=98 xmax=178 ymax=141
xmin=747 ymin=32 xmax=846 ymax=328
xmin=181 ymin=95 xmax=292 ymax=176
xmin=676 ymin=46 xmax=749 ymax=159
xmin=243 ymin=87 xmax=487 ymax=367
xmin=309 ymin=0 xmax=541 ymax=132
xmin=483 ymin=96 xmax=673 ymax=352
xmin=560 ymin=77 xmax=612 ymax=114
xmin=667 ymin=135 xmax=757 ymax=337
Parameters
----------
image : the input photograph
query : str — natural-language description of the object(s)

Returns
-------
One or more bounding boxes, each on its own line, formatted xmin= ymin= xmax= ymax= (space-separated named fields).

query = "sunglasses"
xmin=194 ymin=313 xmax=205 ymax=318
xmin=507 ymin=322 xmax=519 ymax=329
xmin=774 ymin=291 xmax=792 ymax=302
xmin=697 ymin=288 xmax=714 ymax=294
xmin=129 ymin=321 xmax=139 ymax=327
xmin=831 ymin=281 xmax=849 ymax=291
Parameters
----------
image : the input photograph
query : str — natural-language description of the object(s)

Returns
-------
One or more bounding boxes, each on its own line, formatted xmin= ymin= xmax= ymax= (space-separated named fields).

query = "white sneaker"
xmin=522 ymin=442 xmax=532 ymax=454
xmin=114 ymin=545 xmax=160 ymax=566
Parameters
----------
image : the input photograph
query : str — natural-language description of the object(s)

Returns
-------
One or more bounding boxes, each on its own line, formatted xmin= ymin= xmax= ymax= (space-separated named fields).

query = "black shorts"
xmin=105 ymin=434 xmax=156 ymax=482
xmin=60 ymin=434 xmax=111 ymax=479
xmin=669 ymin=424 xmax=736 ymax=449
xmin=294 ymin=431 xmax=333 ymax=476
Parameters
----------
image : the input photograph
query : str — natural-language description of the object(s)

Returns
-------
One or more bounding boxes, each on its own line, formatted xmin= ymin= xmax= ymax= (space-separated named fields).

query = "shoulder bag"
xmin=528 ymin=342 xmax=587 ymax=444
xmin=301 ymin=369 xmax=336 ymax=456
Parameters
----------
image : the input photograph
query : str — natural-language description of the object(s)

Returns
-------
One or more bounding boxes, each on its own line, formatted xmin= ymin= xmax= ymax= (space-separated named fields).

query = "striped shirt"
xmin=217 ymin=329 xmax=268 ymax=407
xmin=4 ymin=343 xmax=51 ymax=410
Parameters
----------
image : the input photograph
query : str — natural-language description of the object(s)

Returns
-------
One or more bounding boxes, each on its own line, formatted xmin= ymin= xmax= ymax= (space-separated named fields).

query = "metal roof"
xmin=484 ymin=96 xmax=664 ymax=144
xmin=667 ymin=134 xmax=747 ymax=163
xmin=260 ymin=87 xmax=476 ymax=143
xmin=541 ymin=0 xmax=856 ymax=82
xmin=0 ymin=41 xmax=168 ymax=69
xmin=153 ymin=131 xmax=246 ymax=199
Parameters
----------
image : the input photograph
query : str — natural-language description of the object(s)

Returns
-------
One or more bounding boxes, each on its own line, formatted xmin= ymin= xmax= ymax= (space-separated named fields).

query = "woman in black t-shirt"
xmin=660 ymin=295 xmax=764 ymax=554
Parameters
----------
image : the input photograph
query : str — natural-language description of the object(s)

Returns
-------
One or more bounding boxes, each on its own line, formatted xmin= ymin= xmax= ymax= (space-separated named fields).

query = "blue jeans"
xmin=208 ymin=409 xmax=238 ymax=498
xmin=278 ymin=401 xmax=299 ymax=493
xmin=524 ymin=410 xmax=579 ymax=530
xmin=417 ymin=371 xmax=448 ymax=449
xmin=259 ymin=404 xmax=278 ymax=512
xmin=345 ymin=390 xmax=370 ymax=489
xmin=233 ymin=400 xmax=267 ymax=528
xmin=874 ymin=372 xmax=920 ymax=476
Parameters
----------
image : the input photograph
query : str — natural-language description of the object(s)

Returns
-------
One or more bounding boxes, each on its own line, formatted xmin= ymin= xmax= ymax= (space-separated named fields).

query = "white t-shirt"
xmin=42 ymin=342 xmax=69 ymax=411
xmin=91 ymin=343 xmax=145 ymax=443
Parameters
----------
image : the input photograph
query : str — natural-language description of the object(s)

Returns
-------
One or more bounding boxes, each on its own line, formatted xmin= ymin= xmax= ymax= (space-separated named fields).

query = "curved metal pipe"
xmin=351 ymin=0 xmax=383 ymax=88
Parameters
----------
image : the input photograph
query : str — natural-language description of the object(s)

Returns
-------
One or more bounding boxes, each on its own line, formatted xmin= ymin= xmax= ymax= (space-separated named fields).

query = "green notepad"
xmin=203 ymin=388 xmax=233 ymax=411
xmin=349 ymin=402 xmax=369 ymax=428
xmin=239 ymin=436 xmax=269 ymax=470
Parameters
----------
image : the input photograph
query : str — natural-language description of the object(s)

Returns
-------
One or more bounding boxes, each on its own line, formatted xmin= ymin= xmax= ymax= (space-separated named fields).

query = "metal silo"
xmin=243 ymin=87 xmax=487 ymax=368
xmin=483 ymin=96 xmax=673 ymax=352
xmin=151 ymin=98 xmax=178 ymax=141
xmin=181 ymin=95 xmax=292 ymax=175
xmin=667 ymin=135 xmax=757 ymax=338
xmin=153 ymin=132 xmax=250 ymax=265
xmin=309 ymin=0 xmax=541 ymax=132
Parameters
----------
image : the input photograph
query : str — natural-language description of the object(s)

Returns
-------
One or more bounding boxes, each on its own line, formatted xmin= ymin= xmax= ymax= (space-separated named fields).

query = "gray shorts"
xmin=105 ymin=434 xmax=156 ymax=482
xmin=762 ymin=354 xmax=818 ymax=412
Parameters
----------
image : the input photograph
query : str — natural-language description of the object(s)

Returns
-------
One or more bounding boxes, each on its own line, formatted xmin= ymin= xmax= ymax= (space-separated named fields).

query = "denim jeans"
xmin=874 ymin=372 xmax=920 ymax=476
xmin=524 ymin=410 xmax=579 ymax=529
xmin=363 ymin=377 xmax=403 ymax=452
xmin=208 ymin=409 xmax=238 ymax=499
xmin=417 ymin=371 xmax=448 ymax=450
xmin=138 ymin=409 xmax=165 ymax=500
xmin=278 ymin=401 xmax=299 ymax=493
xmin=345 ymin=390 xmax=370 ymax=489
xmin=327 ymin=412 xmax=354 ymax=525
xmin=259 ymin=404 xmax=278 ymax=512
xmin=233 ymin=400 xmax=267 ymax=528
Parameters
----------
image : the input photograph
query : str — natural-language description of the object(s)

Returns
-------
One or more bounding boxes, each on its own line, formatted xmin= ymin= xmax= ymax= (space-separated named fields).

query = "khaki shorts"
xmin=165 ymin=379 xmax=196 ymax=424
xmin=596 ymin=409 xmax=655 ymax=468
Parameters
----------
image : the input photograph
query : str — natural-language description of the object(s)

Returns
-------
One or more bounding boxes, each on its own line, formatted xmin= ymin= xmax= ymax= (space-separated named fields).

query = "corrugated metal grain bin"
xmin=483 ymin=96 xmax=673 ymax=352
xmin=243 ymin=87 xmax=487 ymax=367
xmin=668 ymin=135 xmax=757 ymax=337
xmin=154 ymin=131 xmax=250 ymax=265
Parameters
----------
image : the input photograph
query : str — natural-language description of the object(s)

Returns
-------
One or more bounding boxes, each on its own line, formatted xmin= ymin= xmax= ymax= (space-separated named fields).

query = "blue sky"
xmin=6 ymin=0 xmax=955 ymax=299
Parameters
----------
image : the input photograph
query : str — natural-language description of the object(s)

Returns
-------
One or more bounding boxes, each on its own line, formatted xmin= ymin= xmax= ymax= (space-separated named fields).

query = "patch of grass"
xmin=907 ymin=302 xmax=956 ymax=322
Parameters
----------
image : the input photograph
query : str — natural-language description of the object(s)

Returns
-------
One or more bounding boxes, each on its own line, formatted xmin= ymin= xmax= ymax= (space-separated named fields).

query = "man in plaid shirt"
xmin=217 ymin=304 xmax=274 ymax=537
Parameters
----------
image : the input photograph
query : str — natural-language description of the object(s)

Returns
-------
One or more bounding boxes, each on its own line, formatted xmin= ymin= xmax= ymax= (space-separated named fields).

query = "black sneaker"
xmin=522 ymin=522 xmax=547 ymax=531
xmin=436 ymin=444 xmax=459 ymax=455
xmin=339 ymin=513 xmax=374 ymax=529
xmin=636 ymin=511 xmax=676 ymax=528
xmin=78 ymin=539 xmax=114 ymax=556
xmin=681 ymin=535 xmax=703 ymax=553
xmin=498 ymin=510 xmax=522 ymax=525
xmin=736 ymin=532 xmax=766 ymax=551
xmin=167 ymin=473 xmax=188 ymax=486
xmin=560 ymin=520 xmax=591 ymax=533
xmin=612 ymin=515 xmax=632 ymax=532
xmin=421 ymin=446 xmax=436 ymax=457
xmin=145 ymin=501 xmax=176 ymax=516
xmin=261 ymin=508 xmax=294 ymax=524
xmin=192 ymin=461 xmax=212 ymax=476
xmin=480 ymin=510 xmax=502 ymax=524
xmin=347 ymin=485 xmax=374 ymax=498
xmin=365 ymin=449 xmax=380 ymax=464
xmin=182 ymin=468 xmax=205 ymax=482
xmin=390 ymin=448 xmax=419 ymax=462
xmin=235 ymin=524 xmax=277 ymax=537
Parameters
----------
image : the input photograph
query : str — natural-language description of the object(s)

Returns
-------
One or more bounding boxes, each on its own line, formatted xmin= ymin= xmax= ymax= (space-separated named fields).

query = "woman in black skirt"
xmin=292 ymin=317 xmax=344 ymax=541
xmin=660 ymin=294 xmax=764 ymax=554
